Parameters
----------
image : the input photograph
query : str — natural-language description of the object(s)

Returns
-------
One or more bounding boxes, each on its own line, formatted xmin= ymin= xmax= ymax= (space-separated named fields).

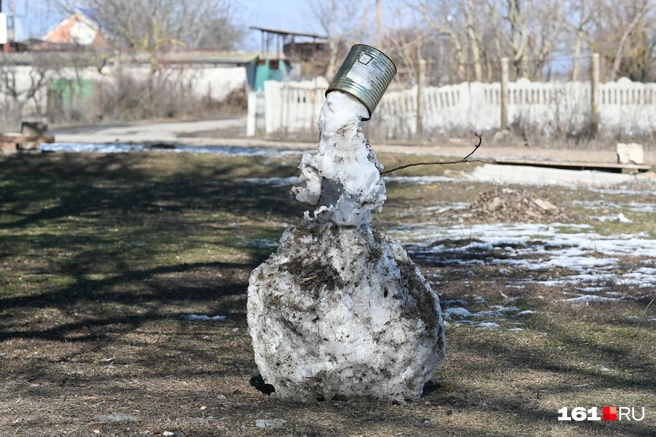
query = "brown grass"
xmin=0 ymin=152 xmax=654 ymax=436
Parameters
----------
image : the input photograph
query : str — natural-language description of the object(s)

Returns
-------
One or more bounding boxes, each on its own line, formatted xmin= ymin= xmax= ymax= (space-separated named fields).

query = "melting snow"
xmin=597 ymin=213 xmax=632 ymax=223
xmin=179 ymin=314 xmax=227 ymax=321
xmin=390 ymin=224 xmax=656 ymax=278
xmin=574 ymin=200 xmax=655 ymax=213
xmin=443 ymin=307 xmax=472 ymax=318
xmin=561 ymin=295 xmax=623 ymax=303
xmin=384 ymin=176 xmax=462 ymax=184
xmin=244 ymin=176 xmax=300 ymax=187
xmin=516 ymin=310 xmax=538 ymax=316
xmin=476 ymin=322 xmax=501 ymax=329
xmin=42 ymin=143 xmax=304 ymax=156
xmin=390 ymin=221 xmax=655 ymax=325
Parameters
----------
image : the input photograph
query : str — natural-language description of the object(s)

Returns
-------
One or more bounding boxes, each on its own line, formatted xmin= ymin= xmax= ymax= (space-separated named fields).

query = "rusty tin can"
xmin=326 ymin=44 xmax=397 ymax=120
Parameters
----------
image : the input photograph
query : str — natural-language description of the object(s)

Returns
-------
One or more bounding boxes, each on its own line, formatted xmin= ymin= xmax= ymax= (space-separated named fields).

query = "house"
xmin=249 ymin=26 xmax=329 ymax=89
xmin=36 ymin=7 xmax=107 ymax=49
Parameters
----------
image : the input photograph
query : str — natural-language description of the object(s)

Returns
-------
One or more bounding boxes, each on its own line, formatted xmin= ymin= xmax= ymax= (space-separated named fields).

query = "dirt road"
xmin=53 ymin=117 xmax=656 ymax=166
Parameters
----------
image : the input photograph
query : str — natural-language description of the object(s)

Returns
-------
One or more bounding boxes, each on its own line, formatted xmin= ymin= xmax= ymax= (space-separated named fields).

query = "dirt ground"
xmin=0 ymin=147 xmax=655 ymax=436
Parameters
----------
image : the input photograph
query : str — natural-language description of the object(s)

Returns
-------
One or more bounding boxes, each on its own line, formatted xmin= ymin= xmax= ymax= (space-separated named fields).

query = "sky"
xmin=1 ymin=0 xmax=327 ymax=45
xmin=237 ymin=0 xmax=320 ymax=51
xmin=3 ymin=0 xmax=405 ymax=51
xmin=240 ymin=0 xmax=312 ymax=32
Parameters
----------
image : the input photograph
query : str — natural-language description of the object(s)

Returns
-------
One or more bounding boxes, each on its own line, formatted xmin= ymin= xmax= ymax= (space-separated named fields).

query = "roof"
xmin=249 ymin=26 xmax=327 ymax=40
xmin=74 ymin=7 xmax=107 ymax=31
xmin=0 ymin=51 xmax=101 ymax=66
xmin=40 ymin=7 xmax=104 ymax=42
xmin=0 ymin=51 xmax=259 ymax=67
xmin=132 ymin=50 xmax=260 ymax=65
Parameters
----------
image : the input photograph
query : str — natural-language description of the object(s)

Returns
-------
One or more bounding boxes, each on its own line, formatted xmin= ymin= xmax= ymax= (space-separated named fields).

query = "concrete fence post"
xmin=416 ymin=59 xmax=426 ymax=136
xmin=246 ymin=90 xmax=257 ymax=136
xmin=264 ymin=81 xmax=282 ymax=134
xmin=591 ymin=53 xmax=600 ymax=136
xmin=500 ymin=57 xmax=509 ymax=130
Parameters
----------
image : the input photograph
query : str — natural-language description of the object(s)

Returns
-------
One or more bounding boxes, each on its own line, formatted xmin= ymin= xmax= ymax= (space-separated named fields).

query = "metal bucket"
xmin=326 ymin=44 xmax=397 ymax=120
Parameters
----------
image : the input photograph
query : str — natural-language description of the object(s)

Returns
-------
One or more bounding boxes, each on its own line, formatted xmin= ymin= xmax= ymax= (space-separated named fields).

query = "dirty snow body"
xmin=247 ymin=92 xmax=446 ymax=402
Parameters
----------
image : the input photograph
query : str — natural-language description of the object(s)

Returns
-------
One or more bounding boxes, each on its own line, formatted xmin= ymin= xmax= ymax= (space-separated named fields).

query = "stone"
xmin=616 ymin=143 xmax=644 ymax=165
xmin=492 ymin=130 xmax=510 ymax=143
xmin=0 ymin=143 xmax=17 ymax=154
xmin=255 ymin=419 xmax=286 ymax=429
xmin=97 ymin=414 xmax=138 ymax=423
xmin=533 ymin=198 xmax=557 ymax=211
xmin=487 ymin=197 xmax=502 ymax=212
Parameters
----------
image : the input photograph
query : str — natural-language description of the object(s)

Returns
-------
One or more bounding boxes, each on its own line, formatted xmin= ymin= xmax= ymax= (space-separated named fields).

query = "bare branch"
xmin=380 ymin=133 xmax=487 ymax=175
xmin=610 ymin=9 xmax=644 ymax=80
xmin=84 ymin=0 xmax=243 ymax=75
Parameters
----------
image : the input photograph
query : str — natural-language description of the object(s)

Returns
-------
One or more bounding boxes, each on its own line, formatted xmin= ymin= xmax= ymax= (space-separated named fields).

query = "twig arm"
xmin=381 ymin=133 xmax=485 ymax=175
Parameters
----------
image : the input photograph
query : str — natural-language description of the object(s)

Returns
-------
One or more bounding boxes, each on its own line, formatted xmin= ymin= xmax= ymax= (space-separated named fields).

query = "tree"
xmin=308 ymin=0 xmax=371 ymax=80
xmin=564 ymin=0 xmax=593 ymax=81
xmin=586 ymin=0 xmax=656 ymax=81
xmin=415 ymin=0 xmax=468 ymax=81
xmin=75 ymin=0 xmax=243 ymax=76
xmin=414 ymin=0 xmax=566 ymax=82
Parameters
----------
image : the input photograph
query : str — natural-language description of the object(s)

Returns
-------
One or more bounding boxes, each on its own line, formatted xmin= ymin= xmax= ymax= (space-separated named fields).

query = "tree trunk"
xmin=508 ymin=0 xmax=531 ymax=79
xmin=465 ymin=0 xmax=483 ymax=82
xmin=326 ymin=39 xmax=340 ymax=81
xmin=572 ymin=27 xmax=584 ymax=81
xmin=149 ymin=49 xmax=159 ymax=77
xmin=610 ymin=11 xmax=643 ymax=81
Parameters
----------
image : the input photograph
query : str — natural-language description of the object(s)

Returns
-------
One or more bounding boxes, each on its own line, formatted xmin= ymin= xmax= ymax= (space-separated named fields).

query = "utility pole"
xmin=12 ymin=0 xmax=16 ymax=42
xmin=0 ymin=1 xmax=6 ymax=53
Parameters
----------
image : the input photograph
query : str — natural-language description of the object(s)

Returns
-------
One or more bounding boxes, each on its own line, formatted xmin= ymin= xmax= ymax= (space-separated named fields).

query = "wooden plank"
xmin=0 ymin=134 xmax=55 ymax=143
xmin=494 ymin=158 xmax=651 ymax=173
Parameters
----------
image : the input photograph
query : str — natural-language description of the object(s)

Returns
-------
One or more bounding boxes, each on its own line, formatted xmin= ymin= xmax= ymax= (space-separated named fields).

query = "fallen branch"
xmin=380 ymin=132 xmax=490 ymax=175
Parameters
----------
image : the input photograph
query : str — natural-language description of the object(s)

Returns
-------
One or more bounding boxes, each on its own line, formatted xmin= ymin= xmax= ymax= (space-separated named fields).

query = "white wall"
xmin=0 ymin=63 xmax=247 ymax=124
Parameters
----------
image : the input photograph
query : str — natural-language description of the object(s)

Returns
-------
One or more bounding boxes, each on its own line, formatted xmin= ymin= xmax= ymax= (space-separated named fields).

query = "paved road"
xmin=54 ymin=118 xmax=248 ymax=144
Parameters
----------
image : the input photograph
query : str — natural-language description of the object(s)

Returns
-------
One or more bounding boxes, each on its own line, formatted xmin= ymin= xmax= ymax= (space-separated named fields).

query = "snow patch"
xmin=179 ymin=314 xmax=227 ymax=321
xmin=390 ymin=222 xmax=656 ymax=290
xmin=42 ymin=143 xmax=304 ymax=157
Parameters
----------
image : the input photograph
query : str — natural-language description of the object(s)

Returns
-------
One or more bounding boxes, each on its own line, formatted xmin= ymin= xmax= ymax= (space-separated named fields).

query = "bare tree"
xmin=414 ymin=0 xmax=538 ymax=81
xmin=75 ymin=0 xmax=243 ymax=76
xmin=564 ymin=0 xmax=593 ymax=80
xmin=415 ymin=0 xmax=467 ymax=81
xmin=527 ymin=0 xmax=567 ymax=79
xmin=0 ymin=52 xmax=80 ymax=129
xmin=586 ymin=0 xmax=656 ymax=81
xmin=464 ymin=0 xmax=484 ymax=81
xmin=386 ymin=29 xmax=426 ymax=84
xmin=308 ymin=0 xmax=371 ymax=80
xmin=399 ymin=0 xmax=656 ymax=84
xmin=0 ymin=60 xmax=49 ymax=125
xmin=502 ymin=0 xmax=532 ymax=79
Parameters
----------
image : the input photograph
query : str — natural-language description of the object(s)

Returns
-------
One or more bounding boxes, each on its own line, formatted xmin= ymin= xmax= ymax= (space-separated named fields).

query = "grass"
xmin=0 ymin=151 xmax=654 ymax=436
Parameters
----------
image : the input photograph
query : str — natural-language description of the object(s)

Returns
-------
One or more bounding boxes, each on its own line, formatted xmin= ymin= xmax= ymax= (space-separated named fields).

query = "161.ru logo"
xmin=558 ymin=406 xmax=646 ymax=421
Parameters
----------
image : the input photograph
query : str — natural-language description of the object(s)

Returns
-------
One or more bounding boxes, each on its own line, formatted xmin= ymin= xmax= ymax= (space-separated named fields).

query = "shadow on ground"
xmin=0 ymin=152 xmax=654 ymax=436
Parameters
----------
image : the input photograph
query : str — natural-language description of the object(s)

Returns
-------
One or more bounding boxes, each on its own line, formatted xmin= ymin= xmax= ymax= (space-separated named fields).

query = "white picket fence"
xmin=260 ymin=77 xmax=656 ymax=137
